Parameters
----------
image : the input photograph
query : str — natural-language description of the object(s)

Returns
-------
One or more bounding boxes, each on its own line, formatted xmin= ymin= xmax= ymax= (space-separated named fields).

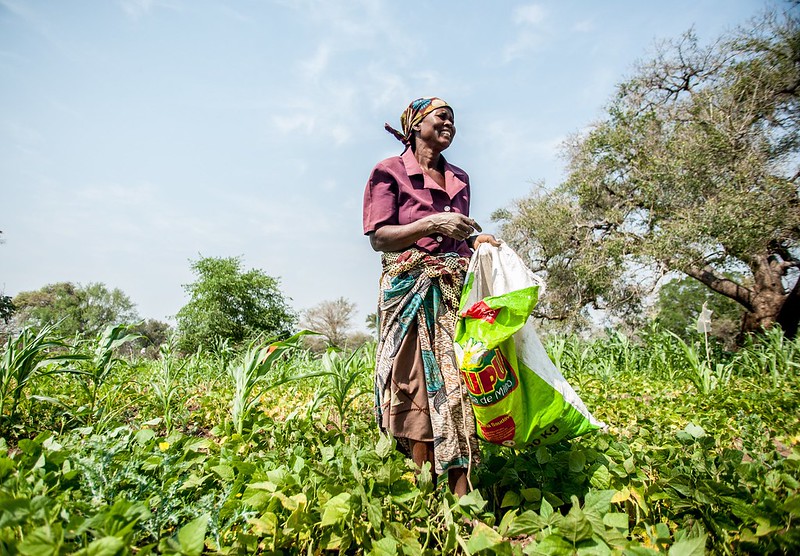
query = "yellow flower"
xmin=159 ymin=442 xmax=170 ymax=451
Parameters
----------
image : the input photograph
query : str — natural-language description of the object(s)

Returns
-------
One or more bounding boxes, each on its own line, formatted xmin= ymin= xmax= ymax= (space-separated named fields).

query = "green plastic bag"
xmin=455 ymin=243 xmax=604 ymax=448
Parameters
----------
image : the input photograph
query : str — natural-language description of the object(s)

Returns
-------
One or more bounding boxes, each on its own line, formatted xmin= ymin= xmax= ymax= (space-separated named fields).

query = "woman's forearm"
xmin=369 ymin=213 xmax=480 ymax=252
xmin=369 ymin=218 xmax=436 ymax=252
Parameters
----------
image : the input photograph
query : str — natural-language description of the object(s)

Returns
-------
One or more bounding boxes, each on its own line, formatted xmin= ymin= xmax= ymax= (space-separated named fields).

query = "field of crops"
xmin=1 ymin=325 xmax=799 ymax=555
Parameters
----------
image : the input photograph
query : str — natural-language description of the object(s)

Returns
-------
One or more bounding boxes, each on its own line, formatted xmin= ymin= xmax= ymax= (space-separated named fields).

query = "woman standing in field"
xmin=362 ymin=97 xmax=499 ymax=495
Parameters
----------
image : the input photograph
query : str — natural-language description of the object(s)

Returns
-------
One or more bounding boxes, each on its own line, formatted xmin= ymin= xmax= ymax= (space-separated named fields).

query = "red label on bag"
xmin=462 ymin=300 xmax=500 ymax=323
xmin=461 ymin=347 xmax=518 ymax=406
xmin=479 ymin=414 xmax=516 ymax=443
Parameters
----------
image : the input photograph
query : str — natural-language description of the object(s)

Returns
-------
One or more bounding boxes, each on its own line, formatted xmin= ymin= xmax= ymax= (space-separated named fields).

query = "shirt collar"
xmin=401 ymin=148 xmax=468 ymax=197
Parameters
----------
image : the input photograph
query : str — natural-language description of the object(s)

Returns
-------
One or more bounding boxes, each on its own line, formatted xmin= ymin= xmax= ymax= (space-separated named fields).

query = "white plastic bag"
xmin=455 ymin=243 xmax=605 ymax=448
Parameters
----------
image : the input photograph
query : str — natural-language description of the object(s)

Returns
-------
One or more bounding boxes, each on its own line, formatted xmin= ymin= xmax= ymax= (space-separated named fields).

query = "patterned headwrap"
xmin=385 ymin=97 xmax=453 ymax=146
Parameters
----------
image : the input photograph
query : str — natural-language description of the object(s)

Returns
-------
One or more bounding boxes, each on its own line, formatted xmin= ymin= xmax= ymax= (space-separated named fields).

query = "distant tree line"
xmin=2 ymin=255 xmax=372 ymax=356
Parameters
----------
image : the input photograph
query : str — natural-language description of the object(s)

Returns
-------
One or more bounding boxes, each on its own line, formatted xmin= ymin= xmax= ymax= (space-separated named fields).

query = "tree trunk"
xmin=738 ymin=253 xmax=796 ymax=339
xmin=684 ymin=253 xmax=797 ymax=342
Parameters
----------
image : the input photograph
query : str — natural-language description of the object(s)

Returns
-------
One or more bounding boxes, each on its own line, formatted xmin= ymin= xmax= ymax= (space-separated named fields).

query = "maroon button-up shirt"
xmin=363 ymin=148 xmax=472 ymax=257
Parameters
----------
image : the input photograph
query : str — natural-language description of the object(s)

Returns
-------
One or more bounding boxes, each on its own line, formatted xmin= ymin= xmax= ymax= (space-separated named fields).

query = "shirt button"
xmin=436 ymin=236 xmax=443 ymax=242
xmin=444 ymin=206 xmax=451 ymax=212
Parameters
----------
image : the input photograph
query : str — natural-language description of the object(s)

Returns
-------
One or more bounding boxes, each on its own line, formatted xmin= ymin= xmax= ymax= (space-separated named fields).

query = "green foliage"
xmin=227 ymin=331 xmax=319 ymax=435
xmin=496 ymin=11 xmax=800 ymax=337
xmin=309 ymin=344 xmax=373 ymax=431
xmin=175 ymin=256 xmax=296 ymax=353
xmin=1 ymin=328 xmax=798 ymax=554
xmin=0 ymin=323 xmax=76 ymax=427
xmin=130 ymin=319 xmax=173 ymax=359
xmin=12 ymin=282 xmax=139 ymax=339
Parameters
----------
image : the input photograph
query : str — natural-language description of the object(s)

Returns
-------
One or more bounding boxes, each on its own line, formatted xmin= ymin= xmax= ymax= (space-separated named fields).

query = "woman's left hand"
xmin=473 ymin=234 xmax=501 ymax=248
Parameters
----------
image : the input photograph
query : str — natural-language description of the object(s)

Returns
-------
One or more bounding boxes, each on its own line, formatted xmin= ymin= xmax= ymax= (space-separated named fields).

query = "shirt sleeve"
xmin=362 ymin=164 xmax=399 ymax=234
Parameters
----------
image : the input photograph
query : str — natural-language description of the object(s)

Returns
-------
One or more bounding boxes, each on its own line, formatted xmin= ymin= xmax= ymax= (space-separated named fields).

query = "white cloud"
xmin=514 ymin=4 xmax=546 ymax=25
xmin=273 ymin=114 xmax=316 ymax=135
xmin=573 ymin=19 xmax=595 ymax=33
xmin=300 ymin=43 xmax=333 ymax=81
xmin=502 ymin=4 xmax=550 ymax=63
xmin=270 ymin=83 xmax=358 ymax=146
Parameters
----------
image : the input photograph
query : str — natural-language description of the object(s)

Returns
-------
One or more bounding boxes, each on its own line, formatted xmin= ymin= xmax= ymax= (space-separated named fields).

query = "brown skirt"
xmin=380 ymin=321 xmax=434 ymax=443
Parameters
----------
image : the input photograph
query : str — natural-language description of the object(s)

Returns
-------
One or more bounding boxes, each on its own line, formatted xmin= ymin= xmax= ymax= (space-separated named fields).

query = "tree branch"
xmin=682 ymin=264 xmax=754 ymax=310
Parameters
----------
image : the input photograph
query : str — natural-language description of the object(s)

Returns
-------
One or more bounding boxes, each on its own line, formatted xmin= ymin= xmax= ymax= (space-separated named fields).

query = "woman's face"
xmin=414 ymin=107 xmax=456 ymax=151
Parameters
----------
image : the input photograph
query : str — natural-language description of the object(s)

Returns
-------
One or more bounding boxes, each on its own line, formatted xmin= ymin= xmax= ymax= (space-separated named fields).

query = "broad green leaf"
xmin=466 ymin=522 xmax=506 ymax=554
xmin=370 ymin=536 xmax=398 ymax=556
xmin=536 ymin=446 xmax=552 ymax=464
xmin=521 ymin=487 xmax=542 ymax=502
xmin=248 ymin=512 xmax=277 ymax=536
xmin=755 ymin=519 xmax=781 ymax=537
xmin=17 ymin=524 xmax=62 ymax=556
xmin=498 ymin=509 xmax=517 ymax=536
xmin=559 ymin=504 xmax=593 ymax=543
xmin=589 ymin=464 xmax=612 ymax=489
xmin=134 ymin=428 xmax=156 ymax=445
xmin=70 ymin=536 xmax=125 ymax=556
xmin=622 ymin=457 xmax=635 ymax=475
xmin=602 ymin=512 xmax=629 ymax=530
xmin=177 ymin=513 xmax=209 ymax=556
xmin=501 ymin=490 xmax=521 ymax=508
xmin=583 ymin=490 xmax=615 ymax=515
xmin=387 ymin=521 xmax=423 ymax=553
xmin=505 ymin=510 xmax=545 ymax=537
xmin=457 ymin=489 xmax=488 ymax=514
xmin=246 ymin=481 xmax=278 ymax=492
xmin=320 ymin=445 xmax=335 ymax=463
xmin=575 ymin=536 xmax=612 ymax=555
xmin=569 ymin=450 xmax=587 ymax=472
xmin=321 ymin=492 xmax=351 ymax=526
xmin=683 ymin=423 xmax=706 ymax=439
xmin=668 ymin=534 xmax=706 ymax=556
xmin=540 ymin=497 xmax=554 ymax=519
xmin=528 ymin=533 xmax=573 ymax=555
xmin=783 ymin=494 xmax=800 ymax=517
xmin=0 ymin=497 xmax=32 ymax=528
xmin=543 ymin=492 xmax=565 ymax=508
xmin=376 ymin=434 xmax=393 ymax=459
xmin=210 ymin=464 xmax=234 ymax=481
xmin=367 ymin=501 xmax=383 ymax=529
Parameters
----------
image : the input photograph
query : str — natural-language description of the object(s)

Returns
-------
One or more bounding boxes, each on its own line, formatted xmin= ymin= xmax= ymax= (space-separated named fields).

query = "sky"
xmin=0 ymin=0 xmax=779 ymax=332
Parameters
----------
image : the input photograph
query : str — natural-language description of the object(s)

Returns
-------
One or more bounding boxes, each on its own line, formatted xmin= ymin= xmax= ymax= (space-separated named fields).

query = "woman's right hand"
xmin=427 ymin=213 xmax=481 ymax=241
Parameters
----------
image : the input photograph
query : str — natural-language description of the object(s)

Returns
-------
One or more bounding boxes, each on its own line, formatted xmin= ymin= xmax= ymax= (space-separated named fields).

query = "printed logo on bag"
xmin=461 ymin=347 xmax=518 ymax=406
xmin=478 ymin=414 xmax=516 ymax=444
xmin=461 ymin=300 xmax=500 ymax=324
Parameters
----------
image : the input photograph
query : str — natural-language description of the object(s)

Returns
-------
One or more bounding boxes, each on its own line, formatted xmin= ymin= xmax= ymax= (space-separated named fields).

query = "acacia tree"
xmin=175 ymin=256 xmax=296 ymax=353
xmin=496 ymin=11 xmax=800 ymax=338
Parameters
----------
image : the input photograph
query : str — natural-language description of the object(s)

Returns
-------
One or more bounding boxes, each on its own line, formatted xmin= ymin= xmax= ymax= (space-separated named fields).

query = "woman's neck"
xmin=414 ymin=143 xmax=442 ymax=173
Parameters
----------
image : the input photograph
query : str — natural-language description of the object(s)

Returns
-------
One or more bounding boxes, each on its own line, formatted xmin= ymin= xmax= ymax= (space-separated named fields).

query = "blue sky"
xmin=0 ymin=0 xmax=774 ymax=331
